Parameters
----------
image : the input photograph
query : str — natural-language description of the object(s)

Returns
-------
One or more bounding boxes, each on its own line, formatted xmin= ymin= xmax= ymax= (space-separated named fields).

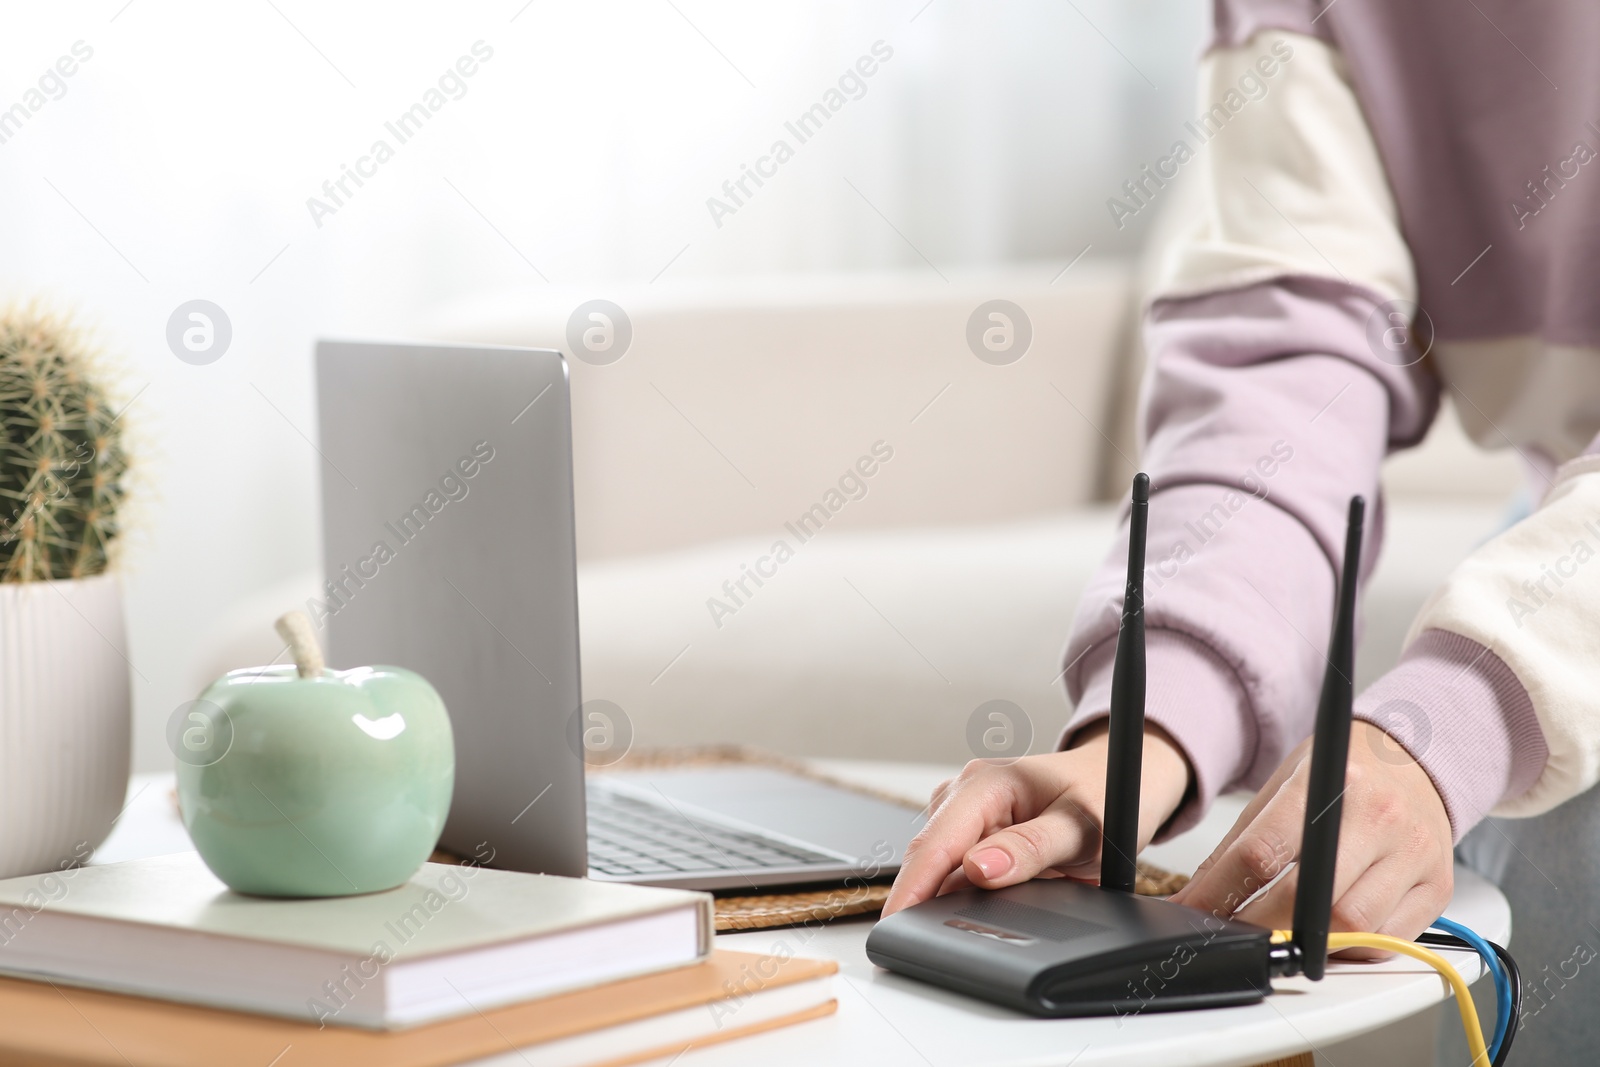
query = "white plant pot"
xmin=0 ymin=573 xmax=131 ymax=878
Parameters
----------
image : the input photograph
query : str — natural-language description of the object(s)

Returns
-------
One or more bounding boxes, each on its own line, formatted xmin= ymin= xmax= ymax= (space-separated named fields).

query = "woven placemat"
xmin=434 ymin=746 xmax=1193 ymax=931
xmin=712 ymin=862 xmax=1189 ymax=932
xmin=717 ymin=884 xmax=895 ymax=931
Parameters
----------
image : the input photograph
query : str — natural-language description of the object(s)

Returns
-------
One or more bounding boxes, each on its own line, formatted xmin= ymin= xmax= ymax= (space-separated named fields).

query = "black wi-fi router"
xmin=866 ymin=475 xmax=1364 ymax=1016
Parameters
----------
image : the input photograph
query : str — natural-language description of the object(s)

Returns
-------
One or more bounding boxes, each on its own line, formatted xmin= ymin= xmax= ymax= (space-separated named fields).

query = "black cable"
xmin=1418 ymin=932 xmax=1520 ymax=1065
xmin=1492 ymin=940 xmax=1521 ymax=1065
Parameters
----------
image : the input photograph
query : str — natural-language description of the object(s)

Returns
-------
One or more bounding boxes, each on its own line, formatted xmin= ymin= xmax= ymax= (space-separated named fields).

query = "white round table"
xmin=710 ymin=762 xmax=1508 ymax=1067
xmin=99 ymin=765 xmax=1507 ymax=1067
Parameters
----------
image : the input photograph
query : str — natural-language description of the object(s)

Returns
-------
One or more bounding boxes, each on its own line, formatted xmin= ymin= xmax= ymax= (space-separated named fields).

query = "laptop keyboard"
xmin=586 ymin=786 xmax=836 ymax=877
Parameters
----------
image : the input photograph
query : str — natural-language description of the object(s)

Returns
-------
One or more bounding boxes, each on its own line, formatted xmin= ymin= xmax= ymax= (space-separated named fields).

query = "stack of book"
xmin=0 ymin=852 xmax=835 ymax=1066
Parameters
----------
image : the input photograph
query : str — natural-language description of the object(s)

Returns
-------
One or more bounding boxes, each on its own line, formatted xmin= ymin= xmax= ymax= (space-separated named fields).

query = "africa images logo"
xmin=305 ymin=42 xmax=495 ymax=229
xmin=705 ymin=41 xmax=894 ymax=229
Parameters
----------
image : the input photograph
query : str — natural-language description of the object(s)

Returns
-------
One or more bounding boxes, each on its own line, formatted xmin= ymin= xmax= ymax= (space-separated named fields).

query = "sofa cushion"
xmin=577 ymin=500 xmax=1507 ymax=764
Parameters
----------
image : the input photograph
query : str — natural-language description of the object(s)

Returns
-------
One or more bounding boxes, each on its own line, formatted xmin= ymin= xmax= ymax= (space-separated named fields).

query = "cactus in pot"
xmin=0 ymin=306 xmax=133 ymax=878
xmin=0 ymin=308 xmax=129 ymax=580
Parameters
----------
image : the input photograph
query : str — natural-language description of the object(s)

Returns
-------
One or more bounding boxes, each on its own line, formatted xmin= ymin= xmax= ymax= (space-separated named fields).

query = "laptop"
xmin=314 ymin=340 xmax=924 ymax=891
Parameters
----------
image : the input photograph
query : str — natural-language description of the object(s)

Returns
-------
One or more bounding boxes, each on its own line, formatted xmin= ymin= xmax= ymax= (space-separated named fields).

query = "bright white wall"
xmin=0 ymin=1 xmax=1207 ymax=772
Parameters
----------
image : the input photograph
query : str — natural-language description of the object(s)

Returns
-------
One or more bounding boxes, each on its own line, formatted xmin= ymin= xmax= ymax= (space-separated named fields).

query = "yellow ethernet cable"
xmin=1272 ymin=931 xmax=1489 ymax=1066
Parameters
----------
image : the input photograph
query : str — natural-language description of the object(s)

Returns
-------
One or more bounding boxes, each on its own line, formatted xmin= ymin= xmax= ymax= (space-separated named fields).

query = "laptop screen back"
xmin=314 ymin=340 xmax=586 ymax=875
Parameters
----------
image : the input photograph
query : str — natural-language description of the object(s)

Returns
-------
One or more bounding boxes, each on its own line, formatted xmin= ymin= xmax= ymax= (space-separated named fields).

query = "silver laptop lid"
xmin=314 ymin=340 xmax=586 ymax=876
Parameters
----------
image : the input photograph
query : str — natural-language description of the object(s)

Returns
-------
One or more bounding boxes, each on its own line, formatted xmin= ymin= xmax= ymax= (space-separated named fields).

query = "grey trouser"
xmin=1437 ymin=784 xmax=1600 ymax=1065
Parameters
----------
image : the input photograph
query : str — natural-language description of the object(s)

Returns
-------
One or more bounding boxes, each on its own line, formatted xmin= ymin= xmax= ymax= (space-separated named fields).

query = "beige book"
xmin=0 ymin=949 xmax=836 ymax=1067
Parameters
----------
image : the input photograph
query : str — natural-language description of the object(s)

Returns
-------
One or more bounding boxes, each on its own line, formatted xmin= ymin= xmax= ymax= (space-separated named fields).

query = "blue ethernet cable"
xmin=1430 ymin=916 xmax=1510 ymax=1062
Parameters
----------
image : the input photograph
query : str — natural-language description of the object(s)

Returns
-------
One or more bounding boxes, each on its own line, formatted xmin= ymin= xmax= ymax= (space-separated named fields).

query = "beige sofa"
xmin=400 ymin=266 xmax=1523 ymax=765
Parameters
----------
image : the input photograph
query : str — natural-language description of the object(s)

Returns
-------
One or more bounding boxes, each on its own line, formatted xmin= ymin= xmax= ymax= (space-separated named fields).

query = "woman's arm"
xmin=1063 ymin=279 xmax=1436 ymax=837
xmin=1376 ymin=443 xmax=1600 ymax=825
xmin=887 ymin=26 xmax=1464 ymax=920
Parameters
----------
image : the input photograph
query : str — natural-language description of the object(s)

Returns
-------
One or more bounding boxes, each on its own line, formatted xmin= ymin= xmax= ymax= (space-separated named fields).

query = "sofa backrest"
xmin=426 ymin=266 xmax=1134 ymax=560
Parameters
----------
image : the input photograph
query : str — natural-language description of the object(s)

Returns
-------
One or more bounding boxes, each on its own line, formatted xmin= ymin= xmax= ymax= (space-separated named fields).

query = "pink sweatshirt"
xmin=1062 ymin=0 xmax=1600 ymax=841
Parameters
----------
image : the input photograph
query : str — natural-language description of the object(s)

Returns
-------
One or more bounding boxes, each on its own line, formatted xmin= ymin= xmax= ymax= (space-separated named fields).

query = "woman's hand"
xmin=1168 ymin=720 xmax=1453 ymax=954
xmin=881 ymin=723 xmax=1192 ymax=917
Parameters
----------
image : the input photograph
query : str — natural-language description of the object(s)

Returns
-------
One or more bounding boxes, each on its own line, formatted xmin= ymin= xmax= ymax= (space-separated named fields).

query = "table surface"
xmin=98 ymin=762 xmax=1508 ymax=1067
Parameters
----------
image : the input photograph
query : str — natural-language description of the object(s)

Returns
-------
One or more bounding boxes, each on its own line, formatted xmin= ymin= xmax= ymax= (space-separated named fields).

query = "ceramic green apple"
xmin=177 ymin=611 xmax=454 ymax=897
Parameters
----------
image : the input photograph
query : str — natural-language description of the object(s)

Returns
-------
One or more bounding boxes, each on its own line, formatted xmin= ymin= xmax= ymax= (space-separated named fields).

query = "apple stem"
xmin=275 ymin=611 xmax=326 ymax=679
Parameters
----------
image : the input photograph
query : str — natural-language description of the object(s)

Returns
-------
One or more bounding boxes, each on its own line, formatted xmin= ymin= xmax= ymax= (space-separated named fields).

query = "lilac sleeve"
xmin=1061 ymin=276 xmax=1438 ymax=837
xmin=1352 ymin=630 xmax=1546 ymax=841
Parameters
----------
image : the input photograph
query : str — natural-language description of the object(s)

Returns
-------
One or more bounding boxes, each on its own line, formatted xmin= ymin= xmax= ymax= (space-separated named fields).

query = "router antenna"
xmin=1290 ymin=495 xmax=1364 ymax=980
xmin=1100 ymin=472 xmax=1149 ymax=894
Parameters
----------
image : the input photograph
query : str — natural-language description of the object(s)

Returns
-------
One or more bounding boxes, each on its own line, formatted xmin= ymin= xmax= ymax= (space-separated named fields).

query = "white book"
xmin=0 ymin=851 xmax=712 ymax=1030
